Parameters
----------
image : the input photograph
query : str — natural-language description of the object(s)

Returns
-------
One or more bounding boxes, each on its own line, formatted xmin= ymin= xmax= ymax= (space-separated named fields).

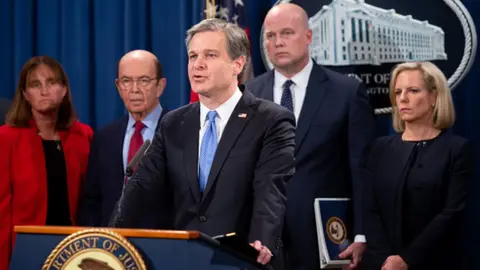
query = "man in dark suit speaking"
xmin=110 ymin=18 xmax=296 ymax=266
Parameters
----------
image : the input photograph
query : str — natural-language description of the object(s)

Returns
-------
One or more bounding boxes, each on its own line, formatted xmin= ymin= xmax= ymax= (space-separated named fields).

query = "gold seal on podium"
xmin=42 ymin=228 xmax=146 ymax=270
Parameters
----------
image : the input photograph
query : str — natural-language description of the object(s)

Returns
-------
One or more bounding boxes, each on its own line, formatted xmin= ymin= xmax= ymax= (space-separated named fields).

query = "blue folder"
xmin=314 ymin=198 xmax=353 ymax=269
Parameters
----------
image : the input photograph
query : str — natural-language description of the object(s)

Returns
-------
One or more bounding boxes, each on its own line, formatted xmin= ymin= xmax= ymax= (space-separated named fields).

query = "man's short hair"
xmin=185 ymin=18 xmax=251 ymax=78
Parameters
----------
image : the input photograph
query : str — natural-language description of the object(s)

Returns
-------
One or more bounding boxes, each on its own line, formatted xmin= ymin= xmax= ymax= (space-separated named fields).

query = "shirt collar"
xmin=274 ymin=58 xmax=314 ymax=89
xmin=127 ymin=103 xmax=163 ymax=129
xmin=200 ymin=87 xmax=243 ymax=126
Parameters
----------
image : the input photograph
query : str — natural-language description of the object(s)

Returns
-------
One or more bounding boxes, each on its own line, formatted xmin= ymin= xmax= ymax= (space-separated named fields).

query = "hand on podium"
xmin=339 ymin=242 xmax=366 ymax=269
xmin=250 ymin=240 xmax=272 ymax=265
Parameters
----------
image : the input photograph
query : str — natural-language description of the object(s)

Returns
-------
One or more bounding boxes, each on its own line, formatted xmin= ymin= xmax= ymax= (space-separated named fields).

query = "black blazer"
xmin=0 ymin=98 xmax=11 ymax=126
xmin=246 ymin=62 xmax=376 ymax=269
xmin=363 ymin=131 xmax=474 ymax=270
xmin=110 ymin=89 xmax=296 ymax=257
xmin=77 ymin=108 xmax=167 ymax=228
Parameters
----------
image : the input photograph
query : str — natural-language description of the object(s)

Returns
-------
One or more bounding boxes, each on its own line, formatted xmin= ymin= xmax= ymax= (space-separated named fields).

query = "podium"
xmin=11 ymin=226 xmax=264 ymax=270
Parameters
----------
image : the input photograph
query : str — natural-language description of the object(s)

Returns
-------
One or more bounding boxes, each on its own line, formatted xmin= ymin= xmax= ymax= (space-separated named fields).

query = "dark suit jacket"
xmin=77 ymin=109 xmax=167 ymax=228
xmin=363 ymin=132 xmax=474 ymax=270
xmin=0 ymin=121 xmax=92 ymax=269
xmin=110 ymin=89 xmax=295 ymax=258
xmin=0 ymin=99 xmax=11 ymax=125
xmin=246 ymin=63 xmax=376 ymax=269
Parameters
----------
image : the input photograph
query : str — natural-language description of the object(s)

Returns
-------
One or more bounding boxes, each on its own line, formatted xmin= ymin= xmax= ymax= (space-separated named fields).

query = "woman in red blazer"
xmin=0 ymin=56 xmax=93 ymax=269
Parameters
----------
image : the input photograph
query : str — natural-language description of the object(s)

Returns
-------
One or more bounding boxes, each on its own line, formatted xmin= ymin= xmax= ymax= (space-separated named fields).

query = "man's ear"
xmin=156 ymin=78 xmax=167 ymax=98
xmin=232 ymin=55 xmax=247 ymax=77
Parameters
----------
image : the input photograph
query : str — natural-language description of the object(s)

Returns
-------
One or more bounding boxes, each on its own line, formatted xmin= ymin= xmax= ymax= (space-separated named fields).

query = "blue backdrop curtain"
xmin=0 ymin=0 xmax=272 ymax=129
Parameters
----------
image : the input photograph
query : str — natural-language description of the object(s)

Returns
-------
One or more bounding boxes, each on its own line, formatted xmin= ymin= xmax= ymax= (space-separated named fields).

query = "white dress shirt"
xmin=122 ymin=104 xmax=162 ymax=173
xmin=198 ymin=88 xmax=243 ymax=156
xmin=273 ymin=58 xmax=313 ymax=122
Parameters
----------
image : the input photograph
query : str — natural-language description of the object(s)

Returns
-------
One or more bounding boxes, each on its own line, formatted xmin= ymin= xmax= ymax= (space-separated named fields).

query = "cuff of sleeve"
xmin=354 ymin=234 xmax=366 ymax=243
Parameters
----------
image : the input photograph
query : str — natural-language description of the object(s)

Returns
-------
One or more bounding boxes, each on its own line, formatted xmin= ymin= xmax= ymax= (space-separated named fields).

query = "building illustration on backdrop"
xmin=309 ymin=0 xmax=447 ymax=66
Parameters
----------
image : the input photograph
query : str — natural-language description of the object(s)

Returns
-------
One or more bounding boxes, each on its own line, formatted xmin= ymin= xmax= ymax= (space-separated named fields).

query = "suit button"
xmin=199 ymin=216 xmax=207 ymax=222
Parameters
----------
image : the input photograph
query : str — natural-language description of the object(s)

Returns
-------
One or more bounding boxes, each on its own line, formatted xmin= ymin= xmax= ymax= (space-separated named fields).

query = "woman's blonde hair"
xmin=389 ymin=61 xmax=455 ymax=132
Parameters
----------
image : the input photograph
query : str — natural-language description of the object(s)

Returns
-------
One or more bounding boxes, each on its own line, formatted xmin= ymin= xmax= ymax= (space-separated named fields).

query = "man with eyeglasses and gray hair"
xmin=78 ymin=49 xmax=171 ymax=229
xmin=109 ymin=18 xmax=295 ymax=269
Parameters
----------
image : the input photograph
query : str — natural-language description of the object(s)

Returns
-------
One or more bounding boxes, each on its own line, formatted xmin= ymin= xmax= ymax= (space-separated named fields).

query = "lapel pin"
xmin=238 ymin=113 xmax=247 ymax=118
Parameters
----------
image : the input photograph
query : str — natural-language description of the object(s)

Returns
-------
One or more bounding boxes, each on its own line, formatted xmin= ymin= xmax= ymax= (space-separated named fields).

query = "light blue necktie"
xmin=199 ymin=111 xmax=218 ymax=192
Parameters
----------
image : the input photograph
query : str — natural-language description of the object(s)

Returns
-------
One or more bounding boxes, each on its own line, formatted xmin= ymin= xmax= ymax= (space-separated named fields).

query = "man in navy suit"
xmin=78 ymin=50 xmax=169 ymax=228
xmin=246 ymin=3 xmax=376 ymax=269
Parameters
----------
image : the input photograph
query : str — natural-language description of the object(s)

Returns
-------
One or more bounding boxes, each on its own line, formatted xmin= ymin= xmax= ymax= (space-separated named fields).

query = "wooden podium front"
xmin=11 ymin=226 xmax=263 ymax=270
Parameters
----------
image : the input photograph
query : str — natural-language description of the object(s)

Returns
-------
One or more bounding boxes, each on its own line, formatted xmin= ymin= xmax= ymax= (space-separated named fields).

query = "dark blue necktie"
xmin=281 ymin=80 xmax=294 ymax=112
xmin=199 ymin=111 xmax=218 ymax=192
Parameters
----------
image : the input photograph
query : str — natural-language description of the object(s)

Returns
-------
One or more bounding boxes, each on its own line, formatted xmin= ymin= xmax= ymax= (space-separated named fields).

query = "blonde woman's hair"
xmin=389 ymin=61 xmax=455 ymax=132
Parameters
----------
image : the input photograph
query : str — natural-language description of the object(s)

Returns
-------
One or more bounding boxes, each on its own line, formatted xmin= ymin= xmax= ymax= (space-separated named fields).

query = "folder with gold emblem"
xmin=314 ymin=198 xmax=353 ymax=269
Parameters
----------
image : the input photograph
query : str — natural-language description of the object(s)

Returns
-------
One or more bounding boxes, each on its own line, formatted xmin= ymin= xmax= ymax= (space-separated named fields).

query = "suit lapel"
xmin=391 ymin=136 xmax=416 ymax=194
xmin=182 ymin=104 xmax=201 ymax=203
xmin=157 ymin=107 xmax=169 ymax=130
xmin=294 ymin=64 xmax=328 ymax=154
xmin=116 ymin=116 xmax=129 ymax=184
xmin=391 ymin=136 xmax=415 ymax=248
xmin=28 ymin=127 xmax=47 ymax=206
xmin=202 ymin=91 xmax=255 ymax=201
xmin=257 ymin=71 xmax=274 ymax=101
xmin=58 ymin=128 xmax=82 ymax=221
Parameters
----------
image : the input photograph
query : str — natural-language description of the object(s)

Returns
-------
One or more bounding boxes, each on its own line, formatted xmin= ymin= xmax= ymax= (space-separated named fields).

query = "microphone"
xmin=125 ymin=139 xmax=151 ymax=178
xmin=112 ymin=139 xmax=151 ymax=227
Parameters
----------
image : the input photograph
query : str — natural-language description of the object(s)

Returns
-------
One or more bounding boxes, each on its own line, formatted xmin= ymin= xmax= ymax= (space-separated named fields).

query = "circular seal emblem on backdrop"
xmin=326 ymin=216 xmax=347 ymax=244
xmin=261 ymin=0 xmax=477 ymax=114
xmin=42 ymin=229 xmax=146 ymax=270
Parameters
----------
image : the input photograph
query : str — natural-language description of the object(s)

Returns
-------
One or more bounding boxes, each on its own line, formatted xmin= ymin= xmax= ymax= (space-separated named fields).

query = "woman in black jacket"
xmin=363 ymin=61 xmax=474 ymax=270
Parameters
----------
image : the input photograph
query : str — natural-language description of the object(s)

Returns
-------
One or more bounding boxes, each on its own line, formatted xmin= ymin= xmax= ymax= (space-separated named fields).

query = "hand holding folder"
xmin=338 ymin=242 xmax=366 ymax=269
xmin=314 ymin=198 xmax=353 ymax=269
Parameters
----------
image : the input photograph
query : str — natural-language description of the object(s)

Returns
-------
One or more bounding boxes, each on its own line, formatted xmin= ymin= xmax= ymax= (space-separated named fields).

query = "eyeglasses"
xmin=119 ymin=77 xmax=158 ymax=89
